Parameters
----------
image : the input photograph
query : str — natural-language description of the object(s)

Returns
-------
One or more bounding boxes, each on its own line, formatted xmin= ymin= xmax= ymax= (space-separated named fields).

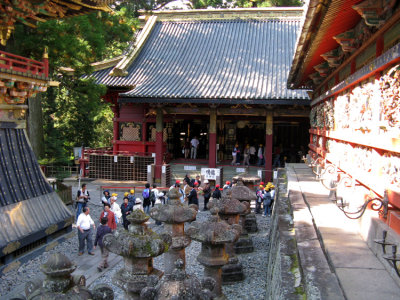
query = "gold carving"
xmin=45 ymin=224 xmax=59 ymax=235
xmin=3 ymin=241 xmax=21 ymax=255
xmin=45 ymin=241 xmax=58 ymax=251
xmin=3 ymin=260 xmax=20 ymax=273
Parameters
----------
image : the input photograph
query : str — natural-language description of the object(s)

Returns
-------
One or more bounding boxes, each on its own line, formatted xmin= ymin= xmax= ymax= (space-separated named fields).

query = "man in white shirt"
xmin=110 ymin=196 xmax=122 ymax=224
xmin=76 ymin=207 xmax=96 ymax=256
xmin=190 ymin=136 xmax=199 ymax=159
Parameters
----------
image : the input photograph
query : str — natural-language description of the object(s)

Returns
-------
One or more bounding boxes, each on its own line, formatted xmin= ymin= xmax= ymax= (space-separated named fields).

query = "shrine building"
xmin=87 ymin=8 xmax=310 ymax=182
xmin=288 ymin=0 xmax=400 ymax=234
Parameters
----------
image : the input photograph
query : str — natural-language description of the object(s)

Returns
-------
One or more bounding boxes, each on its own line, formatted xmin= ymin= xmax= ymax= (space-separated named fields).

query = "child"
xmin=94 ymin=217 xmax=112 ymax=272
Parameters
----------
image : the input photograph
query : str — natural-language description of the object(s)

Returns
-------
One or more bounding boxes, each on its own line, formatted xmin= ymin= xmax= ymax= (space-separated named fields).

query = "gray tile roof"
xmin=90 ymin=19 xmax=309 ymax=102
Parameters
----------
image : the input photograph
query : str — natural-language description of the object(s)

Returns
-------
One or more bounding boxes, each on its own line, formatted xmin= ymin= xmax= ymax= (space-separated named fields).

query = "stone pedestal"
xmin=140 ymin=259 xmax=216 ymax=299
xmin=209 ymin=189 xmax=247 ymax=284
xmin=186 ymin=207 xmax=241 ymax=299
xmin=23 ymin=253 xmax=113 ymax=300
xmin=150 ymin=188 xmax=197 ymax=277
xmin=231 ymin=178 xmax=258 ymax=254
xmin=103 ymin=210 xmax=170 ymax=300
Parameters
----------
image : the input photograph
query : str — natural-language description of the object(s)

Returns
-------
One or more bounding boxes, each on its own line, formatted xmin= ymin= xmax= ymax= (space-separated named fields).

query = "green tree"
xmin=6 ymin=8 xmax=137 ymax=165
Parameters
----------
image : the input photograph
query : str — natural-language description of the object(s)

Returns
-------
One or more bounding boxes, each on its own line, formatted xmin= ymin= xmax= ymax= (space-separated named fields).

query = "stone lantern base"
xmin=245 ymin=213 xmax=258 ymax=233
xmin=221 ymin=256 xmax=244 ymax=284
xmin=114 ymin=268 xmax=163 ymax=300
xmin=234 ymin=236 xmax=254 ymax=254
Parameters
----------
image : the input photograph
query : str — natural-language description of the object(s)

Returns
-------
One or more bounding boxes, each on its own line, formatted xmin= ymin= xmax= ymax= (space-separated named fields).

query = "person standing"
xmin=110 ymin=195 xmax=122 ymax=225
xmin=150 ymin=184 xmax=159 ymax=207
xmin=212 ymin=184 xmax=222 ymax=200
xmin=256 ymin=185 xmax=265 ymax=214
xmin=201 ymin=180 xmax=211 ymax=211
xmin=142 ymin=183 xmax=151 ymax=214
xmin=183 ymin=178 xmax=191 ymax=204
xmin=76 ymin=183 xmax=90 ymax=221
xmin=249 ymin=144 xmax=256 ymax=165
xmin=128 ymin=189 xmax=135 ymax=206
xmin=223 ymin=181 xmax=231 ymax=190
xmin=95 ymin=217 xmax=112 ymax=272
xmin=263 ymin=188 xmax=272 ymax=217
xmin=133 ymin=198 xmax=144 ymax=211
xmin=190 ymin=136 xmax=199 ymax=159
xmin=101 ymin=189 xmax=111 ymax=207
xmin=188 ymin=182 xmax=199 ymax=206
xmin=184 ymin=138 xmax=191 ymax=159
xmin=257 ymin=144 xmax=265 ymax=166
xmin=191 ymin=175 xmax=201 ymax=187
xmin=76 ymin=207 xmax=95 ymax=256
xmin=120 ymin=197 xmax=133 ymax=229
xmin=99 ymin=203 xmax=116 ymax=231
xmin=231 ymin=144 xmax=239 ymax=165
xmin=243 ymin=144 xmax=250 ymax=167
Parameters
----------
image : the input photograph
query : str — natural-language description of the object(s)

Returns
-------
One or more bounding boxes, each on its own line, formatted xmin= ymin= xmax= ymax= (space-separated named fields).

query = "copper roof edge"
xmin=109 ymin=15 xmax=158 ymax=77
xmin=140 ymin=7 xmax=304 ymax=21
xmin=287 ymin=0 xmax=330 ymax=89
xmin=59 ymin=55 xmax=124 ymax=75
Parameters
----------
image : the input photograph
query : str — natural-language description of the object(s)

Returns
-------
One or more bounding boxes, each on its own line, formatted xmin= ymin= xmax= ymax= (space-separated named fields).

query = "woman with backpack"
xmin=263 ymin=188 xmax=272 ymax=217
xmin=142 ymin=183 xmax=151 ymax=214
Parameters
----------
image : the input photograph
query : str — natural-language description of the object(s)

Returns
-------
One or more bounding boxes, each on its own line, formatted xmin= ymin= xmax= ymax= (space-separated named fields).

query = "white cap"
xmin=204 ymin=180 xmax=209 ymax=184
xmin=135 ymin=198 xmax=142 ymax=204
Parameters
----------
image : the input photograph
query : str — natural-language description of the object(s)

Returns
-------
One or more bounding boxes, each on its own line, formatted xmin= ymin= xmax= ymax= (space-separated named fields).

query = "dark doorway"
xmin=170 ymin=120 xmax=209 ymax=159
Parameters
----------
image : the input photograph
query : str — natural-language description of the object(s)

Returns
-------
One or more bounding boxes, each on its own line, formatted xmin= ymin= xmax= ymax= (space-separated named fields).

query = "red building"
xmin=287 ymin=0 xmax=400 ymax=233
xmin=88 ymin=8 xmax=311 ymax=183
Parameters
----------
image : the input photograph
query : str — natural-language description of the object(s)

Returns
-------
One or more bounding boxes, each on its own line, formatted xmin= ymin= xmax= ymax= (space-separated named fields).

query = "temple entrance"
xmin=220 ymin=122 xmax=265 ymax=163
xmin=170 ymin=119 xmax=209 ymax=159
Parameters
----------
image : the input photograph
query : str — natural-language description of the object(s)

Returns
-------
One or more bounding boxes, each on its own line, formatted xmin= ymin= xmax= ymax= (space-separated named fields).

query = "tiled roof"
xmin=90 ymin=19 xmax=309 ymax=102
xmin=0 ymin=127 xmax=72 ymax=250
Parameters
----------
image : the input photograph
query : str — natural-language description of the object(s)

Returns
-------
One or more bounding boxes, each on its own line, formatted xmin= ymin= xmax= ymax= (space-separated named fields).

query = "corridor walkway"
xmin=287 ymin=164 xmax=400 ymax=300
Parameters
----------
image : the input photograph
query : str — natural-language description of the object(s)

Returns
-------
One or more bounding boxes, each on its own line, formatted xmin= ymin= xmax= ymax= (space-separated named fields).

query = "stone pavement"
xmin=287 ymin=163 xmax=400 ymax=300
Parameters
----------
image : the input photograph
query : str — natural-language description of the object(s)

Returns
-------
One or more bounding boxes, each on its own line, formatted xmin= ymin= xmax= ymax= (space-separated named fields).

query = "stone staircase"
xmin=169 ymin=160 xmax=264 ymax=184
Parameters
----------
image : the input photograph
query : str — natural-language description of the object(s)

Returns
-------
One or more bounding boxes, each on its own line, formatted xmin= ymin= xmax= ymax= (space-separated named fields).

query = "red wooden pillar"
xmin=208 ymin=106 xmax=217 ymax=168
xmin=155 ymin=106 xmax=163 ymax=181
xmin=112 ymin=104 xmax=119 ymax=155
xmin=265 ymin=111 xmax=273 ymax=182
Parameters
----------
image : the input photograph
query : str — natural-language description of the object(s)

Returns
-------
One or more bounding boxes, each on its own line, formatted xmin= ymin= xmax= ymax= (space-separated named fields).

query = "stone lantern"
xmin=208 ymin=189 xmax=247 ymax=284
xmin=140 ymin=259 xmax=216 ymax=299
xmin=103 ymin=209 xmax=171 ymax=300
xmin=186 ymin=207 xmax=241 ymax=299
xmin=231 ymin=176 xmax=258 ymax=233
xmin=21 ymin=253 xmax=113 ymax=300
xmin=230 ymin=178 xmax=257 ymax=253
xmin=150 ymin=188 xmax=197 ymax=277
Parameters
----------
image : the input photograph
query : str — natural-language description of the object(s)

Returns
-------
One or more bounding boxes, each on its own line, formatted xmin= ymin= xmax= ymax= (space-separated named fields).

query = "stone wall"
xmin=265 ymin=169 xmax=303 ymax=300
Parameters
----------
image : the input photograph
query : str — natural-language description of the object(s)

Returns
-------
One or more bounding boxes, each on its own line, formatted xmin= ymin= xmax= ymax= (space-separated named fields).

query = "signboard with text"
xmin=201 ymin=168 xmax=220 ymax=180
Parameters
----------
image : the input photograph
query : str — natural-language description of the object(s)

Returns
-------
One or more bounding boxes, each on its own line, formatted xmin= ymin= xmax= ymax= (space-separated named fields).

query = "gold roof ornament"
xmin=0 ymin=0 xmax=114 ymax=45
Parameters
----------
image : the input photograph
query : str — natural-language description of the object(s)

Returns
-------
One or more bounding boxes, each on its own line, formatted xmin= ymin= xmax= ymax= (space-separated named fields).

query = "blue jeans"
xmin=78 ymin=228 xmax=93 ymax=253
xmin=144 ymin=205 xmax=150 ymax=215
xmin=76 ymin=202 xmax=87 ymax=221
xmin=263 ymin=200 xmax=271 ymax=216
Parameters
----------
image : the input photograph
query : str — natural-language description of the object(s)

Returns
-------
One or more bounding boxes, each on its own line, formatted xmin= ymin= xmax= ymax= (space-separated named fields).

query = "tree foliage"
xmin=5 ymin=7 xmax=138 ymax=165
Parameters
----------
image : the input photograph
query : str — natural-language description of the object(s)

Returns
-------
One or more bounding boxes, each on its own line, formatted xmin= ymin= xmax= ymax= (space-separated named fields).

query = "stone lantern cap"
xmin=231 ymin=178 xmax=257 ymax=202
xmin=104 ymin=209 xmax=170 ymax=258
xmin=186 ymin=207 xmax=241 ymax=245
xmin=40 ymin=253 xmax=76 ymax=277
xmin=209 ymin=189 xmax=247 ymax=215
xmin=232 ymin=174 xmax=260 ymax=183
xmin=150 ymin=188 xmax=197 ymax=223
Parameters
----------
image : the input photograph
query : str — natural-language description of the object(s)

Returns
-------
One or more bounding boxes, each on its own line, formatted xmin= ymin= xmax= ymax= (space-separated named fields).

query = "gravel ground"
xmin=0 ymin=182 xmax=271 ymax=299
xmin=90 ymin=211 xmax=271 ymax=300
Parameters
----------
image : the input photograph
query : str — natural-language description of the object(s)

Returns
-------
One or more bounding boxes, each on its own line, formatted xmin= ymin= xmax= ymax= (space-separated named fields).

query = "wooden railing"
xmin=0 ymin=50 xmax=48 ymax=77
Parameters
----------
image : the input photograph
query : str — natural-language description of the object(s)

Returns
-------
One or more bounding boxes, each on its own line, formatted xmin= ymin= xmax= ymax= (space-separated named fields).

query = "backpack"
xmin=149 ymin=191 xmax=156 ymax=204
xmin=142 ymin=188 xmax=150 ymax=199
